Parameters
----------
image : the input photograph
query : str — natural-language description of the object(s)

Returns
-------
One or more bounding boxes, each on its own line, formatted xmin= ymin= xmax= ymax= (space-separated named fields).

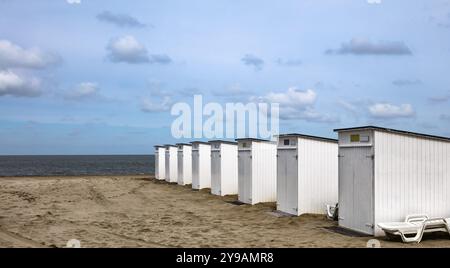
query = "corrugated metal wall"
xmin=374 ymin=131 xmax=450 ymax=236
xmin=252 ymin=141 xmax=277 ymax=204
xmin=297 ymin=137 xmax=338 ymax=215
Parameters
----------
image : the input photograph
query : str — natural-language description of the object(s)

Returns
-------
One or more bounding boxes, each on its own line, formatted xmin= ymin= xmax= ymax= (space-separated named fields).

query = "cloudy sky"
xmin=1 ymin=0 xmax=450 ymax=155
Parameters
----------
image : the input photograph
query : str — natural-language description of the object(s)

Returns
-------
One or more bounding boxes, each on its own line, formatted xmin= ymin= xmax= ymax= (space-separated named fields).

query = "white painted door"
xmin=165 ymin=152 xmax=170 ymax=182
xmin=238 ymin=150 xmax=252 ymax=204
xmin=177 ymin=151 xmax=183 ymax=184
xmin=192 ymin=150 xmax=200 ymax=189
xmin=159 ymin=149 xmax=166 ymax=180
xmin=277 ymin=149 xmax=298 ymax=215
xmin=155 ymin=152 xmax=159 ymax=179
xmin=277 ymin=151 xmax=286 ymax=212
xmin=339 ymin=147 xmax=374 ymax=235
xmin=211 ymin=150 xmax=221 ymax=195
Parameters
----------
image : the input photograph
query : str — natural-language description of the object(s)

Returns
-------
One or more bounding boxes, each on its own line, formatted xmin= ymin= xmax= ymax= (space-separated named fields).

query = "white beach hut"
xmin=236 ymin=138 xmax=277 ymax=205
xmin=177 ymin=143 xmax=192 ymax=186
xmin=276 ymin=134 xmax=338 ymax=216
xmin=210 ymin=140 xmax=238 ymax=196
xmin=191 ymin=141 xmax=211 ymax=190
xmin=154 ymin=145 xmax=166 ymax=180
xmin=335 ymin=126 xmax=450 ymax=236
xmin=164 ymin=145 xmax=178 ymax=183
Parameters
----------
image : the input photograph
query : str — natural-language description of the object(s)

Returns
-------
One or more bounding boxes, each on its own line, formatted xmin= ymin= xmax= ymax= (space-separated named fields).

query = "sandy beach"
xmin=0 ymin=175 xmax=449 ymax=248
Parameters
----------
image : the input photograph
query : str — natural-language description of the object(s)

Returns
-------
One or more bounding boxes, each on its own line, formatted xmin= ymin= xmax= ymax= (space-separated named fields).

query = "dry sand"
xmin=0 ymin=175 xmax=449 ymax=248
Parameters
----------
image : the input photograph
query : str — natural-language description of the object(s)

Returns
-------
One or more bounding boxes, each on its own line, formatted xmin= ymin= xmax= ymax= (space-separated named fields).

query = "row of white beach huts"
xmin=154 ymin=126 xmax=450 ymax=237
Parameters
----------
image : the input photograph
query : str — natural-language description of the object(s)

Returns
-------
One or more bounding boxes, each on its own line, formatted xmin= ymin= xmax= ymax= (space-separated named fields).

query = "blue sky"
xmin=1 ymin=0 xmax=450 ymax=155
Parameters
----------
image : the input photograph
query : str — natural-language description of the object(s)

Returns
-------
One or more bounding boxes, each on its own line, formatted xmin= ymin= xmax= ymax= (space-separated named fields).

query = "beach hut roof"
xmin=278 ymin=133 xmax=337 ymax=143
xmin=176 ymin=143 xmax=192 ymax=146
xmin=235 ymin=138 xmax=272 ymax=143
xmin=334 ymin=125 xmax=450 ymax=143
xmin=209 ymin=140 xmax=238 ymax=145
xmin=164 ymin=144 xmax=178 ymax=148
xmin=190 ymin=141 xmax=210 ymax=145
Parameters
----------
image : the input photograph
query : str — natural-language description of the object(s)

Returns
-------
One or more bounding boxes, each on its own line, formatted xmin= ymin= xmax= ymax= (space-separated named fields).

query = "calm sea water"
xmin=0 ymin=155 xmax=155 ymax=177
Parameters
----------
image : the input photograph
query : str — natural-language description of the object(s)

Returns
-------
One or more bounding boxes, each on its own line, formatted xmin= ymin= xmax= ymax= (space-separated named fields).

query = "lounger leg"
xmin=399 ymin=228 xmax=424 ymax=243
xmin=444 ymin=220 xmax=450 ymax=239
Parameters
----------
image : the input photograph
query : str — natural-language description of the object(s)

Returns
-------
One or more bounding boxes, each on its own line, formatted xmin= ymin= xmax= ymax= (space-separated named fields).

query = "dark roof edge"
xmin=278 ymin=133 xmax=337 ymax=143
xmin=163 ymin=144 xmax=177 ymax=147
xmin=189 ymin=141 xmax=211 ymax=145
xmin=209 ymin=140 xmax=238 ymax=145
xmin=235 ymin=138 xmax=273 ymax=143
xmin=176 ymin=143 xmax=192 ymax=146
xmin=334 ymin=126 xmax=450 ymax=143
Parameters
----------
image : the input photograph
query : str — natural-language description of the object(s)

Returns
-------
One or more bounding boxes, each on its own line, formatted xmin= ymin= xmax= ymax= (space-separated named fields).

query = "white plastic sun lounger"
xmin=378 ymin=214 xmax=450 ymax=243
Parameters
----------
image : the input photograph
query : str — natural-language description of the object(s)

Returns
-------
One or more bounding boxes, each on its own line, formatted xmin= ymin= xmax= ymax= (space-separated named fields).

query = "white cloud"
xmin=369 ymin=103 xmax=415 ymax=118
xmin=146 ymin=79 xmax=170 ymax=97
xmin=97 ymin=11 xmax=146 ymax=28
xmin=64 ymin=82 xmax=100 ymax=101
xmin=276 ymin=58 xmax=302 ymax=67
xmin=253 ymin=87 xmax=338 ymax=123
xmin=430 ymin=12 xmax=450 ymax=28
xmin=280 ymin=107 xmax=339 ymax=123
xmin=106 ymin=35 xmax=172 ymax=64
xmin=392 ymin=79 xmax=422 ymax=87
xmin=241 ymin=54 xmax=264 ymax=71
xmin=337 ymin=100 xmax=358 ymax=113
xmin=67 ymin=0 xmax=81 ymax=4
xmin=259 ymin=87 xmax=316 ymax=108
xmin=367 ymin=0 xmax=382 ymax=4
xmin=212 ymin=83 xmax=253 ymax=97
xmin=141 ymin=96 xmax=173 ymax=113
xmin=107 ymin=35 xmax=149 ymax=64
xmin=0 ymin=40 xmax=61 ymax=69
xmin=0 ymin=70 xmax=42 ymax=97
xmin=148 ymin=54 xmax=172 ymax=64
xmin=440 ymin=114 xmax=450 ymax=122
xmin=177 ymin=87 xmax=202 ymax=97
xmin=429 ymin=93 xmax=450 ymax=103
xmin=326 ymin=38 xmax=412 ymax=56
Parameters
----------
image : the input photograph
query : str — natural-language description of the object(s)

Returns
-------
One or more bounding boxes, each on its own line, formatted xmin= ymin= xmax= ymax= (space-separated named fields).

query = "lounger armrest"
xmin=423 ymin=217 xmax=447 ymax=227
xmin=405 ymin=214 xmax=428 ymax=223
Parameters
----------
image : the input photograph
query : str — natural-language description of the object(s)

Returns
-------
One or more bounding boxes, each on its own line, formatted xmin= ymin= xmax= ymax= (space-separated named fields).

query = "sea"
xmin=0 ymin=155 xmax=155 ymax=177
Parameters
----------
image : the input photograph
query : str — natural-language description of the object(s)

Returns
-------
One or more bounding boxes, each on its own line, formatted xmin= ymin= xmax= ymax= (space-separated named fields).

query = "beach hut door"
xmin=155 ymin=151 xmax=159 ymax=179
xmin=238 ymin=150 xmax=252 ymax=204
xmin=339 ymin=147 xmax=374 ymax=235
xmin=165 ymin=151 xmax=170 ymax=182
xmin=211 ymin=150 xmax=221 ymax=195
xmin=177 ymin=151 xmax=183 ymax=184
xmin=192 ymin=150 xmax=200 ymax=188
xmin=277 ymin=149 xmax=298 ymax=214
